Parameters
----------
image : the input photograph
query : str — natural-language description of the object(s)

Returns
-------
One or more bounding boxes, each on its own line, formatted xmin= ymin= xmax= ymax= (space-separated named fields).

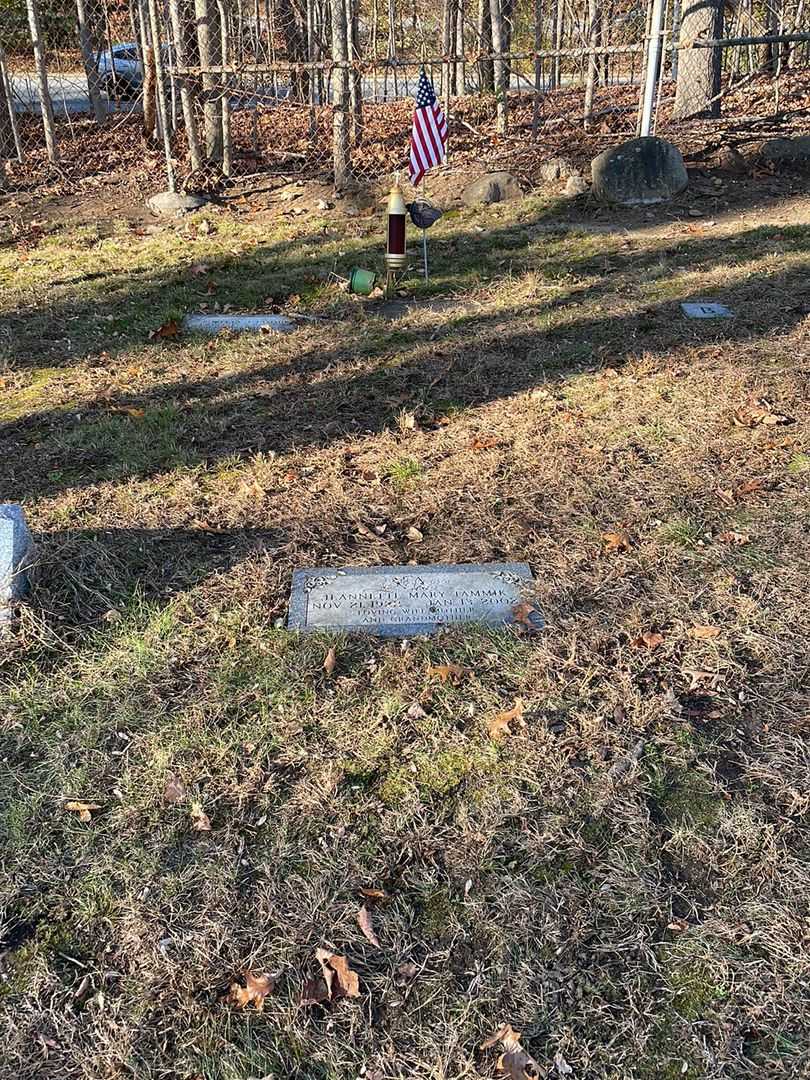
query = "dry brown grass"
xmin=1 ymin=179 xmax=809 ymax=1080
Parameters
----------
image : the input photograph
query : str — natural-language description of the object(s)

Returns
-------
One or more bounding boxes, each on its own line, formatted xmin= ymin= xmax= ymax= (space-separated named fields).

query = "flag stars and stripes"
xmin=409 ymin=67 xmax=448 ymax=187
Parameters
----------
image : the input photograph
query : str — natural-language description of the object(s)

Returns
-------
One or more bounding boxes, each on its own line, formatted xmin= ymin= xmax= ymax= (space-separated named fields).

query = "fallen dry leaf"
xmin=406 ymin=525 xmax=424 ymax=543
xmin=190 ymin=801 xmax=211 ymax=832
xmin=687 ymin=669 xmax=723 ymax=692
xmin=163 ymin=773 xmax=187 ymax=804
xmin=717 ymin=530 xmax=751 ymax=545
xmin=323 ymin=646 xmax=336 ymax=677
xmin=313 ymin=948 xmax=360 ymax=1002
xmin=148 ymin=319 xmax=180 ymax=340
xmin=488 ymin=698 xmax=525 ymax=740
xmin=428 ymin=663 xmax=469 ymax=685
xmin=470 ymin=435 xmax=500 ymax=451
xmin=733 ymin=398 xmax=791 ymax=428
xmin=601 ymin=530 xmax=631 ymax=554
xmin=228 ymin=971 xmax=276 ymax=1011
xmin=64 ymin=800 xmax=102 ymax=823
xmin=481 ymin=1024 xmax=543 ymax=1080
xmin=688 ymin=625 xmax=721 ymax=640
xmin=189 ymin=262 xmax=211 ymax=276
xmin=632 ymin=630 xmax=664 ymax=650
xmin=734 ymin=478 xmax=764 ymax=497
xmin=406 ymin=701 xmax=428 ymax=720
xmin=512 ymin=601 xmax=539 ymax=629
xmin=357 ymin=905 xmax=381 ymax=947
xmin=359 ymin=887 xmax=388 ymax=901
xmin=108 ymin=405 xmax=146 ymax=420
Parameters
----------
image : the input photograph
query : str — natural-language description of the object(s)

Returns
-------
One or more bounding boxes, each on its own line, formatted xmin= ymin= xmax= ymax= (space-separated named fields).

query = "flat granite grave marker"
xmin=288 ymin=562 xmax=541 ymax=637
xmin=681 ymin=301 xmax=734 ymax=319
xmin=0 ymin=504 xmax=35 ymax=629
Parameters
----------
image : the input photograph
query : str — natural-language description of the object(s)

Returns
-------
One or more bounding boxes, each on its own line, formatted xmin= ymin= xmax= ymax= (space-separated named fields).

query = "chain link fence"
xmin=1 ymin=0 xmax=808 ymax=195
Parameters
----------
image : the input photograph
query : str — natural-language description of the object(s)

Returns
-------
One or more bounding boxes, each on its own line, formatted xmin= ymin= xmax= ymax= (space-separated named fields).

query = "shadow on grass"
xmin=1 ymin=219 xmax=809 ymax=503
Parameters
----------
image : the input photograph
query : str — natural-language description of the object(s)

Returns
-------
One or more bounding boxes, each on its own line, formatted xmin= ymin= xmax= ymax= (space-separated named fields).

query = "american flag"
xmin=409 ymin=67 xmax=447 ymax=187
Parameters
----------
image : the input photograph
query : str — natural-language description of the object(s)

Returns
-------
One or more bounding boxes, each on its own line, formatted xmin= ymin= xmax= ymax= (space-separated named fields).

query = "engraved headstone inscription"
xmin=287 ymin=562 xmax=540 ymax=637
xmin=681 ymin=301 xmax=733 ymax=319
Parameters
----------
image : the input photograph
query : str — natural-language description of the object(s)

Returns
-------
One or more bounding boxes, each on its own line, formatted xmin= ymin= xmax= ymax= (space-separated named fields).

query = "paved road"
xmin=9 ymin=68 xmax=612 ymax=119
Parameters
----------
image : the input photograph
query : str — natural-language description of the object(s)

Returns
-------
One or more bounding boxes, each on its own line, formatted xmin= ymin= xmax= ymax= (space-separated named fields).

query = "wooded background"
xmin=1 ymin=0 xmax=808 ymax=192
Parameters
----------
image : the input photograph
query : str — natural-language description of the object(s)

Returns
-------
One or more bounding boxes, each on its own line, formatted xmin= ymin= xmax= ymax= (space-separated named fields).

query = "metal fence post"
xmin=639 ymin=0 xmax=665 ymax=136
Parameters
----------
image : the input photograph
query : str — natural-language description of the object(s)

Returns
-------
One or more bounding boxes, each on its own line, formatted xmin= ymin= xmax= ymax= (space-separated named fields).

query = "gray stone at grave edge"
xmin=0 ymin=504 xmax=34 ymax=624
xmin=760 ymin=136 xmax=810 ymax=167
xmin=462 ymin=172 xmax=523 ymax=207
xmin=539 ymin=156 xmax=576 ymax=183
xmin=146 ymin=191 xmax=208 ymax=217
xmin=288 ymin=562 xmax=541 ymax=638
xmin=591 ymin=137 xmax=688 ymax=207
xmin=184 ymin=313 xmax=296 ymax=335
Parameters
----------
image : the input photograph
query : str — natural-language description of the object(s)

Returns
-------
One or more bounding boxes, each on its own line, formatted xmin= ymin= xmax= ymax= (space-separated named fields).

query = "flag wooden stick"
xmin=422 ymin=176 xmax=429 ymax=283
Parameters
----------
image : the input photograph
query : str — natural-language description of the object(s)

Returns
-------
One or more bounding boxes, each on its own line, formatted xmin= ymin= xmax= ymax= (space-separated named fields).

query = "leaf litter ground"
xmin=1 ymin=170 xmax=810 ymax=1080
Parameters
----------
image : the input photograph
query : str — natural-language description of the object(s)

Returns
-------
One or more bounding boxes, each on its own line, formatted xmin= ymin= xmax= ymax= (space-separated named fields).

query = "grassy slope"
xmin=1 ymin=189 xmax=809 ymax=1080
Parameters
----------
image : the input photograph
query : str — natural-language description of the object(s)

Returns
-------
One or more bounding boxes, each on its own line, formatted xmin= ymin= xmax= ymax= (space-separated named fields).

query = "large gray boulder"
xmin=146 ymin=190 xmax=208 ymax=217
xmin=1 ymin=504 xmax=35 ymax=629
xmin=760 ymin=136 xmax=810 ymax=167
xmin=591 ymin=137 xmax=688 ymax=206
xmin=462 ymin=171 xmax=523 ymax=207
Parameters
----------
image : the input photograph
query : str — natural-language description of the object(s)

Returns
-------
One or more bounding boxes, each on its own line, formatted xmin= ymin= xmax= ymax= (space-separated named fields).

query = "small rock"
xmin=760 ymin=135 xmax=810 ymax=167
xmin=316 ymin=198 xmax=332 ymax=210
xmin=539 ymin=156 xmax=576 ymax=183
xmin=591 ymin=137 xmax=688 ymax=207
xmin=343 ymin=205 xmax=360 ymax=217
xmin=146 ymin=190 xmax=208 ymax=217
xmin=461 ymin=171 xmax=523 ymax=207
xmin=564 ymin=173 xmax=588 ymax=197
xmin=1 ymin=504 xmax=35 ymax=629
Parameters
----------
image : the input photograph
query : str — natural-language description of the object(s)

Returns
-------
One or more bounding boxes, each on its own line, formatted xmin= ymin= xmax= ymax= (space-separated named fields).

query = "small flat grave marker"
xmin=681 ymin=301 xmax=734 ymax=319
xmin=184 ymin=313 xmax=296 ymax=335
xmin=288 ymin=562 xmax=540 ymax=637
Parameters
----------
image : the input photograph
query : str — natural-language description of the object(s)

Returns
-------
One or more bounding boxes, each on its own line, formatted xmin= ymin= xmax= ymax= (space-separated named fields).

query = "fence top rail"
xmin=688 ymin=32 xmax=810 ymax=48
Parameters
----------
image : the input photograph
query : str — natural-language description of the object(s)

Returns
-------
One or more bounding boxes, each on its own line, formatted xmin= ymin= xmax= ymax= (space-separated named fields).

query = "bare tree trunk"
xmin=25 ymin=0 xmax=58 ymax=162
xmin=195 ymin=0 xmax=224 ymax=161
xmin=387 ymin=0 xmax=398 ymax=99
xmin=532 ymin=0 xmax=542 ymax=135
xmin=551 ymin=0 xmax=563 ymax=89
xmin=477 ymin=0 xmax=494 ymax=92
xmin=0 ymin=52 xmax=13 ymax=177
xmin=346 ymin=0 xmax=362 ymax=144
xmin=759 ymin=0 xmax=776 ymax=71
xmin=169 ymin=0 xmax=204 ymax=170
xmin=501 ymin=0 xmax=513 ymax=91
xmin=456 ymin=0 xmax=465 ymax=95
xmin=148 ymin=0 xmax=177 ymax=190
xmin=76 ymin=0 xmax=106 ymax=124
xmin=583 ymin=0 xmax=600 ymax=127
xmin=673 ymin=0 xmax=723 ymax=118
xmin=216 ymin=0 xmax=232 ymax=174
xmin=671 ymin=0 xmax=681 ymax=80
xmin=140 ymin=0 xmax=157 ymax=139
xmin=0 ymin=45 xmax=22 ymax=164
xmin=442 ymin=0 xmax=451 ymax=103
xmin=489 ymin=0 xmax=508 ymax=132
xmin=330 ymin=0 xmax=351 ymax=187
